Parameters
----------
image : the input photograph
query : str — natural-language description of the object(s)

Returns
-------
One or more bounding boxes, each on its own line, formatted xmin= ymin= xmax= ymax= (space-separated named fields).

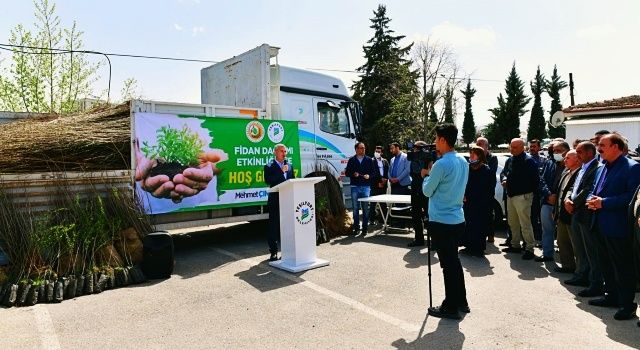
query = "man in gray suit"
xmin=564 ymin=141 xmax=602 ymax=295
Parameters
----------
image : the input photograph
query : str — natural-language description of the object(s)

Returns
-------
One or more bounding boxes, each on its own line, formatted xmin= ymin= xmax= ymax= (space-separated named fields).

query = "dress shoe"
xmin=428 ymin=306 xmax=461 ymax=320
xmin=534 ymin=255 xmax=554 ymax=262
xmin=350 ymin=229 xmax=359 ymax=236
xmin=564 ymin=278 xmax=589 ymax=287
xmin=501 ymin=246 xmax=522 ymax=253
xmin=614 ymin=304 xmax=637 ymax=320
xmin=554 ymin=267 xmax=575 ymax=273
xmin=269 ymin=253 xmax=279 ymax=262
xmin=578 ymin=288 xmax=603 ymax=298
xmin=499 ymin=240 xmax=511 ymax=247
xmin=588 ymin=296 xmax=618 ymax=308
xmin=522 ymin=251 xmax=535 ymax=260
xmin=407 ymin=241 xmax=425 ymax=247
xmin=459 ymin=305 xmax=471 ymax=313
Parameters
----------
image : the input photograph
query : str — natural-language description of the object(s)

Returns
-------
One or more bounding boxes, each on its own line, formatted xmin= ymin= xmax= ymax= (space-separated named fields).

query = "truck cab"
xmin=200 ymin=44 xmax=362 ymax=182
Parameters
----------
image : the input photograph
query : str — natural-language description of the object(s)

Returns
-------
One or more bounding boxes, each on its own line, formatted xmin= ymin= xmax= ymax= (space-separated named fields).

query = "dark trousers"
xmin=594 ymin=227 xmax=637 ymax=308
xmin=430 ymin=221 xmax=467 ymax=310
xmin=531 ymin=193 xmax=542 ymax=241
xmin=267 ymin=194 xmax=280 ymax=254
xmin=411 ymin=190 xmax=427 ymax=244
xmin=369 ymin=186 xmax=387 ymax=224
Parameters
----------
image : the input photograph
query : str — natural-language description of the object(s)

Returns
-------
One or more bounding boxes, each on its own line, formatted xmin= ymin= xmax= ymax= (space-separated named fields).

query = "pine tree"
xmin=461 ymin=79 xmax=476 ymax=146
xmin=352 ymin=4 xmax=420 ymax=147
xmin=527 ymin=66 xmax=547 ymax=141
xmin=487 ymin=63 xmax=531 ymax=145
xmin=546 ymin=65 xmax=568 ymax=138
xmin=442 ymin=85 xmax=454 ymax=124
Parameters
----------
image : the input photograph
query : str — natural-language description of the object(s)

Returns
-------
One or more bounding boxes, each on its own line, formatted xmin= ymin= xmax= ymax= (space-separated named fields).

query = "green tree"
xmin=486 ymin=63 xmax=531 ymax=145
xmin=0 ymin=0 xmax=100 ymax=113
xmin=352 ymin=4 xmax=420 ymax=147
xmin=546 ymin=65 xmax=568 ymax=138
xmin=461 ymin=79 xmax=476 ymax=146
xmin=442 ymin=85 xmax=454 ymax=124
xmin=527 ymin=66 xmax=547 ymax=141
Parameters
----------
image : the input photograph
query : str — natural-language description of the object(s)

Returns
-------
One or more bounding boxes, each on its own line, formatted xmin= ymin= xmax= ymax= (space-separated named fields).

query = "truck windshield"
xmin=318 ymin=102 xmax=350 ymax=136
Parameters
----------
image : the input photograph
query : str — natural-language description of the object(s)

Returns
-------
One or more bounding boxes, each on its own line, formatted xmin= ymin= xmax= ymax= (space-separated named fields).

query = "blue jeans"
xmin=351 ymin=185 xmax=370 ymax=230
xmin=540 ymin=204 xmax=555 ymax=257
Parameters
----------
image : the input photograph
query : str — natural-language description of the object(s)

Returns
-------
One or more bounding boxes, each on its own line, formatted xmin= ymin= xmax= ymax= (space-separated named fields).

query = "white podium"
xmin=268 ymin=177 xmax=329 ymax=272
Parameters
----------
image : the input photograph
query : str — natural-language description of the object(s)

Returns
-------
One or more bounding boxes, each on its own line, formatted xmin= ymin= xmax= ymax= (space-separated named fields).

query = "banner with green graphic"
xmin=134 ymin=112 xmax=301 ymax=214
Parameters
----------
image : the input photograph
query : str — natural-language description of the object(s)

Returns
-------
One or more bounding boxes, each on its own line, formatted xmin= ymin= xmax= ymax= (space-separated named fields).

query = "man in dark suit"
xmin=586 ymin=134 xmax=640 ymax=320
xmin=553 ymin=150 xmax=581 ymax=272
xmin=369 ymin=145 xmax=389 ymax=226
xmin=264 ymin=144 xmax=295 ymax=261
xmin=564 ymin=141 xmax=602 ymax=293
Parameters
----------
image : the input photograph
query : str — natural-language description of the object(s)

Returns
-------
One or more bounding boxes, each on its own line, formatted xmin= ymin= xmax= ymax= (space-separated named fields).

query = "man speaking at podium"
xmin=264 ymin=144 xmax=296 ymax=261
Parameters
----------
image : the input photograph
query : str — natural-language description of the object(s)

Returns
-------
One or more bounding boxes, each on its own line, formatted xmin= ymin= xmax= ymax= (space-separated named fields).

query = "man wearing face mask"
xmin=537 ymin=140 xmax=570 ymax=262
xmin=369 ymin=145 xmax=389 ymax=227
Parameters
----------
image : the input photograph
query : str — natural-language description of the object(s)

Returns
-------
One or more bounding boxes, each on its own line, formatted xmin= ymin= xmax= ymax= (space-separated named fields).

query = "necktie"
xmin=595 ymin=166 xmax=608 ymax=195
xmin=391 ymin=157 xmax=398 ymax=178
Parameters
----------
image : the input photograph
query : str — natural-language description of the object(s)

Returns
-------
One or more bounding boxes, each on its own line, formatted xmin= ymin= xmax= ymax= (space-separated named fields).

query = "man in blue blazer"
xmin=388 ymin=142 xmax=411 ymax=195
xmin=264 ymin=144 xmax=295 ymax=261
xmin=586 ymin=134 xmax=640 ymax=320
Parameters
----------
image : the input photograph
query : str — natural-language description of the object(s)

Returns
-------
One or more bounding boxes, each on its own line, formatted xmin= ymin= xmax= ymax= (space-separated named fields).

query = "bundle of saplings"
xmin=0 ymin=102 xmax=131 ymax=173
xmin=0 ymin=182 xmax=153 ymax=308
xmin=305 ymin=170 xmax=352 ymax=241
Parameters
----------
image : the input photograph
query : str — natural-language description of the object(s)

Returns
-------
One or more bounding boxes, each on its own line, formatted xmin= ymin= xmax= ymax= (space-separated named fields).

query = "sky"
xmin=1 ymin=0 xmax=639 ymax=133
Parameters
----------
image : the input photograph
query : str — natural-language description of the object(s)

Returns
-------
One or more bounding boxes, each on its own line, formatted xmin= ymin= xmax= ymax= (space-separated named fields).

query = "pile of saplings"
xmin=0 ymin=185 xmax=153 ymax=308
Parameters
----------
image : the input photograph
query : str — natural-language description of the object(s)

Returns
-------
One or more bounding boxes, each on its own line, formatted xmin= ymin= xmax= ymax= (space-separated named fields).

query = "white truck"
xmin=134 ymin=44 xmax=362 ymax=229
xmin=1 ymin=44 xmax=362 ymax=232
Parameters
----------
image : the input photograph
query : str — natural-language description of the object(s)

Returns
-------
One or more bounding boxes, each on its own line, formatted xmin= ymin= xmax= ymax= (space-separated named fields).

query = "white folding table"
xmin=358 ymin=194 xmax=412 ymax=233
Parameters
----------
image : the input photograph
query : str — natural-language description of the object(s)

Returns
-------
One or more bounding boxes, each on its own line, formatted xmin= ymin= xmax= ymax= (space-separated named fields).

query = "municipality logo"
xmin=267 ymin=122 xmax=285 ymax=143
xmin=245 ymin=121 xmax=265 ymax=143
xmin=295 ymin=201 xmax=314 ymax=225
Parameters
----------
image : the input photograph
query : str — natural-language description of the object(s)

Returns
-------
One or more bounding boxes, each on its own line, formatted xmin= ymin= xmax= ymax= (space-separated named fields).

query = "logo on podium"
xmin=295 ymin=201 xmax=314 ymax=225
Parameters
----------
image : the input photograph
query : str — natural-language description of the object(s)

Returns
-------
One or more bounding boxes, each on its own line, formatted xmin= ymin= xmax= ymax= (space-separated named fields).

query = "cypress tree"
xmin=487 ymin=63 xmax=531 ymax=145
xmin=527 ymin=66 xmax=547 ymax=141
xmin=442 ymin=85 xmax=454 ymax=124
xmin=461 ymin=79 xmax=476 ymax=146
xmin=546 ymin=65 xmax=568 ymax=138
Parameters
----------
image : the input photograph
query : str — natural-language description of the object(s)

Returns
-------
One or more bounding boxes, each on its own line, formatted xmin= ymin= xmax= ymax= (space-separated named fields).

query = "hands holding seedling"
xmin=170 ymin=151 xmax=227 ymax=202
xmin=135 ymin=128 xmax=228 ymax=203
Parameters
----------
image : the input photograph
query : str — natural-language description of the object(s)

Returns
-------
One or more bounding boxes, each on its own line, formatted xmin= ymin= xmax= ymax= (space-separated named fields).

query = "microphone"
xmin=283 ymin=159 xmax=288 ymax=165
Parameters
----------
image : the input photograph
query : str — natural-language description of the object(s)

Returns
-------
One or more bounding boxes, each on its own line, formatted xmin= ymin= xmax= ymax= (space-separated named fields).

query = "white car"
xmin=493 ymin=154 xmax=510 ymax=225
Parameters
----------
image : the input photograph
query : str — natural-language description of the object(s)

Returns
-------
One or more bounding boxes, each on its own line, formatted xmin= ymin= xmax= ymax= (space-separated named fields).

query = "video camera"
xmin=406 ymin=141 xmax=437 ymax=170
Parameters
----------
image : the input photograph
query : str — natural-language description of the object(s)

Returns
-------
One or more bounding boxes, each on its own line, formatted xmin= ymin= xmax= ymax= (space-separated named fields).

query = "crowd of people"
xmin=341 ymin=127 xmax=640 ymax=321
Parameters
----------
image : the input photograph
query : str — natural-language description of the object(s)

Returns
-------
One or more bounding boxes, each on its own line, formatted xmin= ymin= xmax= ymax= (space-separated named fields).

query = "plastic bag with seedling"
xmin=141 ymin=125 xmax=206 ymax=181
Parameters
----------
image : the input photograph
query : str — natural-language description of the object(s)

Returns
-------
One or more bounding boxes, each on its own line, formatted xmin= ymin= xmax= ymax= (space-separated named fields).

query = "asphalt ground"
xmin=1 ymin=220 xmax=639 ymax=349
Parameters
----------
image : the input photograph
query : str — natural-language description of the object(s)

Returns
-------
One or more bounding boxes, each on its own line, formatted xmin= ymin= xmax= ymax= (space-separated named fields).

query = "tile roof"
xmin=564 ymin=95 xmax=640 ymax=113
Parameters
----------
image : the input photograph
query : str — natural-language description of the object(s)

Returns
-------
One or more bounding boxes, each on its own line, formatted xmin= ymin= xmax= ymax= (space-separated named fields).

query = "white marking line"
xmin=213 ymin=248 xmax=420 ymax=333
xmin=32 ymin=304 xmax=62 ymax=350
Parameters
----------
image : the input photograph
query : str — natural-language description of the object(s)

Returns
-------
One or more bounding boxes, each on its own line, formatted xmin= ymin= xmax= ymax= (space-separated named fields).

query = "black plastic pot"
xmin=26 ymin=284 xmax=38 ymax=306
xmin=46 ymin=281 xmax=54 ymax=302
xmin=37 ymin=284 xmax=45 ymax=303
xmin=75 ymin=275 xmax=85 ymax=297
xmin=2 ymin=284 xmax=17 ymax=307
xmin=17 ymin=281 xmax=30 ymax=306
xmin=53 ymin=281 xmax=64 ymax=303
xmin=84 ymin=273 xmax=94 ymax=295
xmin=65 ymin=276 xmax=77 ymax=299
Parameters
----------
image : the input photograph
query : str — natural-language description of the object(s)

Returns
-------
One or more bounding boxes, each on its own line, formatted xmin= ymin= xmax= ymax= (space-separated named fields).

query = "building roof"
xmin=563 ymin=95 xmax=640 ymax=113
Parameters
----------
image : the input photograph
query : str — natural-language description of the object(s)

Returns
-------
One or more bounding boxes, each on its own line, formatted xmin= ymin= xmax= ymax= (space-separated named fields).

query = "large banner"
xmin=134 ymin=113 xmax=301 ymax=214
